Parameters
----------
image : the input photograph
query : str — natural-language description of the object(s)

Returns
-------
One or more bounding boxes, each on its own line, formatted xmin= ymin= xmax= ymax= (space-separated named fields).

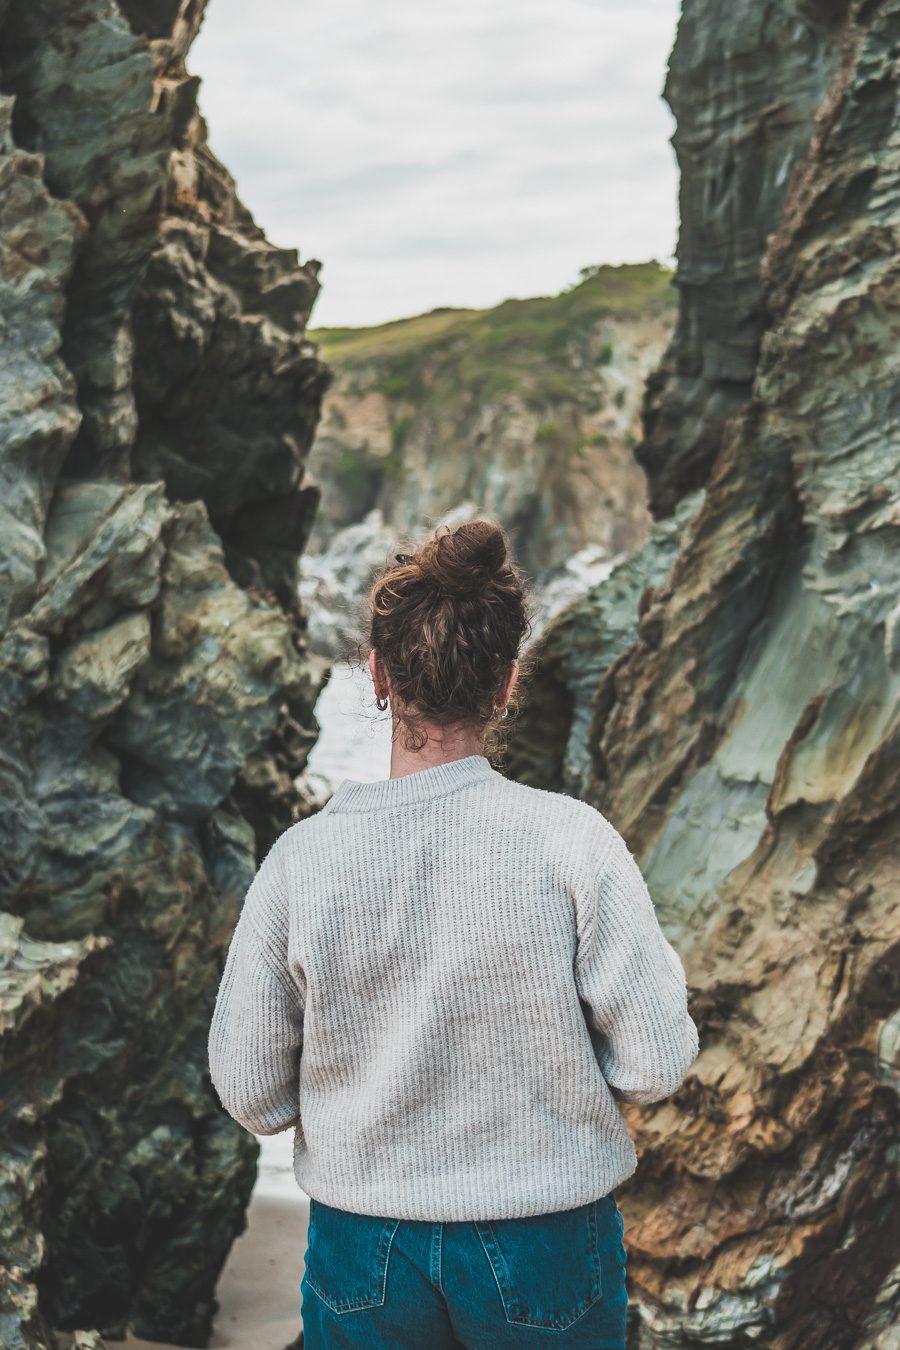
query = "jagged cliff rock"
xmin=638 ymin=2 xmax=849 ymax=518
xmin=0 ymin=2 xmax=328 ymax=1346
xmin=0 ymin=915 xmax=109 ymax=1350
xmin=308 ymin=263 xmax=674 ymax=581
xmin=509 ymin=2 xmax=900 ymax=1345
xmin=504 ymin=489 xmax=704 ymax=800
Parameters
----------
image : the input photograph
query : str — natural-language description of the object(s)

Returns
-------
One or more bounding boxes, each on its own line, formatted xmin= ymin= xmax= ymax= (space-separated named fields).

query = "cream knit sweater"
xmin=208 ymin=753 xmax=699 ymax=1221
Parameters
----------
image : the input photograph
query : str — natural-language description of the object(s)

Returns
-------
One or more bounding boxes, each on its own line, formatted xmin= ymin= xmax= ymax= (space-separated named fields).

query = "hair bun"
xmin=367 ymin=515 xmax=530 ymax=750
xmin=419 ymin=520 xmax=508 ymax=598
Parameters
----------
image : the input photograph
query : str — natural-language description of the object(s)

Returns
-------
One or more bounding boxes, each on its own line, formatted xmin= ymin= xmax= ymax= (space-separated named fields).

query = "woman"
xmin=209 ymin=517 xmax=699 ymax=1349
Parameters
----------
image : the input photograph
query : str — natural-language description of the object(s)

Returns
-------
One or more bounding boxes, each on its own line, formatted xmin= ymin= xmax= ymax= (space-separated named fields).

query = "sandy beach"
xmin=124 ymin=1134 xmax=308 ymax=1350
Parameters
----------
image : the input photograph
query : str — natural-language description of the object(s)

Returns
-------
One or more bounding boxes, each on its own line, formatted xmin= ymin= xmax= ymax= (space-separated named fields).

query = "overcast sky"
xmin=192 ymin=0 xmax=681 ymax=329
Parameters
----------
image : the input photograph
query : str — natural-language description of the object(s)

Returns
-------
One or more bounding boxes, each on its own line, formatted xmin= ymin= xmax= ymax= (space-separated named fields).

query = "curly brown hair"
xmin=360 ymin=517 xmax=535 ymax=755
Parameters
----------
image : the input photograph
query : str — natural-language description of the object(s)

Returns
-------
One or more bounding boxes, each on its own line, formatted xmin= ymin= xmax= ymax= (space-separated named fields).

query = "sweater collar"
xmin=322 ymin=753 xmax=497 ymax=814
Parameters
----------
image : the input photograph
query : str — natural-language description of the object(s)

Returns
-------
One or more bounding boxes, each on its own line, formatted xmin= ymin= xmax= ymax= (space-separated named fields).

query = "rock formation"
xmin=0 ymin=1 xmax=328 ymax=1345
xmin=638 ymin=2 xmax=851 ymax=519
xmin=504 ymin=489 xmax=704 ymax=800
xmin=308 ymin=263 xmax=674 ymax=581
xmin=508 ymin=2 xmax=900 ymax=1345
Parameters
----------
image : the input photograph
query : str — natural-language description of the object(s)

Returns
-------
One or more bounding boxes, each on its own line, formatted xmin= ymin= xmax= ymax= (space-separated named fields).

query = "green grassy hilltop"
xmin=313 ymin=261 xmax=674 ymax=406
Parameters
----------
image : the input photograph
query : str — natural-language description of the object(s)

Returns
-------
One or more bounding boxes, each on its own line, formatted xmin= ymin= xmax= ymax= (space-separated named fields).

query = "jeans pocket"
xmin=304 ymin=1197 xmax=400 ymax=1314
xmin=474 ymin=1198 xmax=604 ymax=1331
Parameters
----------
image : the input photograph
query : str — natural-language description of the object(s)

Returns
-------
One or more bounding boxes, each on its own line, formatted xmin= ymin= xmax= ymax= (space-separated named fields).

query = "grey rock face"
xmin=638 ymin=0 xmax=849 ymax=517
xmin=0 ymin=2 xmax=328 ymax=1345
xmin=509 ymin=1 xmax=900 ymax=1345
xmin=503 ymin=490 xmax=704 ymax=799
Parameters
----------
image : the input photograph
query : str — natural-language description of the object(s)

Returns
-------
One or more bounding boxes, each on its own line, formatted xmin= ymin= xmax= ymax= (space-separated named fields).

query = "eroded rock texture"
xmin=504 ymin=490 xmax=704 ymax=799
xmin=638 ymin=1 xmax=850 ymax=518
xmin=509 ymin=1 xmax=899 ymax=1345
xmin=0 ymin=2 xmax=328 ymax=1345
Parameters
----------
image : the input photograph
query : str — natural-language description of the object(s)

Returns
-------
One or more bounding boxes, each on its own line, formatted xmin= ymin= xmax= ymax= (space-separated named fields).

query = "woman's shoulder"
xmin=489 ymin=768 xmax=608 ymax=819
xmin=273 ymin=812 xmax=328 ymax=859
xmin=488 ymin=772 xmax=620 ymax=860
xmin=272 ymin=771 xmax=622 ymax=870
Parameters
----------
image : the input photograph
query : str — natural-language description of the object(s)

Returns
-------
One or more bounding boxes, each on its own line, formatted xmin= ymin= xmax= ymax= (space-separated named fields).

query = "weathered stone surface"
xmin=510 ymin=2 xmax=900 ymax=1344
xmin=132 ymin=207 xmax=326 ymax=611
xmin=2 ymin=0 xmax=182 ymax=476
xmin=0 ymin=91 xmax=84 ymax=632
xmin=638 ymin=1 xmax=849 ymax=517
xmin=0 ymin=914 xmax=109 ymax=1350
xmin=0 ymin=1 xmax=328 ymax=1344
xmin=503 ymin=489 xmax=704 ymax=798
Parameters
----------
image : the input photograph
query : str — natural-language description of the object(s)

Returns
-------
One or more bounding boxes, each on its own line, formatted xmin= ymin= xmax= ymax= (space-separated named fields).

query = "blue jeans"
xmin=300 ymin=1193 xmax=628 ymax=1348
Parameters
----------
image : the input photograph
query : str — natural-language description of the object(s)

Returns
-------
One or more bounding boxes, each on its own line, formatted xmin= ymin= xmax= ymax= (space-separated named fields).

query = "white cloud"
xmin=191 ymin=0 xmax=680 ymax=326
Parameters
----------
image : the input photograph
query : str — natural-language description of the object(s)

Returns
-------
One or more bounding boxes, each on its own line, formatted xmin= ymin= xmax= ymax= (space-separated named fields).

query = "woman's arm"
xmin=208 ymin=840 xmax=304 ymax=1135
xmin=575 ymin=828 xmax=699 ymax=1105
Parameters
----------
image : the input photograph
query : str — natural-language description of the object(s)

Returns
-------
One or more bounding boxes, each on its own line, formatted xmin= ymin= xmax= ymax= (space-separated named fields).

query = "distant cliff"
xmin=508 ymin=2 xmax=900 ymax=1345
xmin=307 ymin=263 xmax=674 ymax=581
xmin=0 ymin=1 xmax=327 ymax=1346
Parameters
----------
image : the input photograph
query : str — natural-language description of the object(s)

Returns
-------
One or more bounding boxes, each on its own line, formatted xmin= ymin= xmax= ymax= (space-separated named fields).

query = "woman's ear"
xmin=503 ymin=658 xmax=519 ymax=705
xmin=369 ymin=648 xmax=386 ymax=700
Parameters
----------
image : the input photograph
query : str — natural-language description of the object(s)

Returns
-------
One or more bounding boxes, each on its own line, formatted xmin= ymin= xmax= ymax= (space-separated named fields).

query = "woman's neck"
xmin=388 ymin=723 xmax=486 ymax=781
